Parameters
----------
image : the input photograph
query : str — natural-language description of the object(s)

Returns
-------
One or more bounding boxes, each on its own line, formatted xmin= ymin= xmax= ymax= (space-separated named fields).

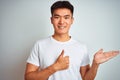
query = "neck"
xmin=52 ymin=34 xmax=71 ymax=42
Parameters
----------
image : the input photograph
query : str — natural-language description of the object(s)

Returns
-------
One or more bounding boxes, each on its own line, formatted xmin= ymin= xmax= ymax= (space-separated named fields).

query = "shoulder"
xmin=35 ymin=36 xmax=51 ymax=44
xmin=72 ymin=38 xmax=87 ymax=48
xmin=71 ymin=38 xmax=88 ymax=53
xmin=33 ymin=36 xmax=51 ymax=48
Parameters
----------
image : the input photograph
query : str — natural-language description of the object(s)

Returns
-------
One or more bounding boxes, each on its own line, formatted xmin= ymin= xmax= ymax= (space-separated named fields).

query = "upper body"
xmin=27 ymin=36 xmax=90 ymax=80
xmin=24 ymin=1 xmax=119 ymax=80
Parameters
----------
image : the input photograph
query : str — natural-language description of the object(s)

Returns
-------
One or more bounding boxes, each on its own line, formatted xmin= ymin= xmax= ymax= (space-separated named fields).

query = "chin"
xmin=57 ymin=32 xmax=68 ymax=35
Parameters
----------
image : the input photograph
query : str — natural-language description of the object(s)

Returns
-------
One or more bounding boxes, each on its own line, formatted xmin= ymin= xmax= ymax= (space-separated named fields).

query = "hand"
xmin=94 ymin=49 xmax=119 ymax=64
xmin=54 ymin=50 xmax=69 ymax=71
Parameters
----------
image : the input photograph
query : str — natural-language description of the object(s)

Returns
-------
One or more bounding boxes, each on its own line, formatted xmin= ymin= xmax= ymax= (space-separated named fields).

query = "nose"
xmin=59 ymin=17 xmax=64 ymax=24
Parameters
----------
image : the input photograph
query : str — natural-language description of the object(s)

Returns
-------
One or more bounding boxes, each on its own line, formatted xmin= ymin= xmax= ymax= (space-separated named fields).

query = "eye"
xmin=53 ymin=16 xmax=60 ymax=19
xmin=64 ymin=16 xmax=70 ymax=19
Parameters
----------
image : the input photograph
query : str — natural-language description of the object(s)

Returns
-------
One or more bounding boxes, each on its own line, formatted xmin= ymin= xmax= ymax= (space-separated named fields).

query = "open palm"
xmin=94 ymin=49 xmax=119 ymax=64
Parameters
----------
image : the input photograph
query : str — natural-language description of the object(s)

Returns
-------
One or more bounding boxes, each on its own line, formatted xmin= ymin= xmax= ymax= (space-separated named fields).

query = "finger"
xmin=105 ymin=50 xmax=119 ymax=55
xmin=64 ymin=56 xmax=69 ymax=64
xmin=59 ymin=50 xmax=64 ymax=58
xmin=97 ymin=49 xmax=103 ymax=54
xmin=64 ymin=56 xmax=69 ymax=61
xmin=100 ymin=49 xmax=103 ymax=52
xmin=105 ymin=51 xmax=119 ymax=59
xmin=110 ymin=50 xmax=119 ymax=56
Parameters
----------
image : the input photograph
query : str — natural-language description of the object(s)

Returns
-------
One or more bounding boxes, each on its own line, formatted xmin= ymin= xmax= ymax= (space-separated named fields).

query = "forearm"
xmin=84 ymin=60 xmax=100 ymax=80
xmin=25 ymin=64 xmax=57 ymax=80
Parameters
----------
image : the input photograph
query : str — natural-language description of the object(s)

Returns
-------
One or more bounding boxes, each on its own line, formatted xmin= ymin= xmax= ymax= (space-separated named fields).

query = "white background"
xmin=0 ymin=0 xmax=120 ymax=80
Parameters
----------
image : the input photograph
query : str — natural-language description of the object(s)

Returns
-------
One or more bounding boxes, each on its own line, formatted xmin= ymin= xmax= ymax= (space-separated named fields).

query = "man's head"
xmin=51 ymin=1 xmax=74 ymax=16
xmin=50 ymin=1 xmax=74 ymax=35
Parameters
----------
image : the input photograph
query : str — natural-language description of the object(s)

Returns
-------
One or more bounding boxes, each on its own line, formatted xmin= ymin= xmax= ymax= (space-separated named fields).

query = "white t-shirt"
xmin=27 ymin=36 xmax=90 ymax=80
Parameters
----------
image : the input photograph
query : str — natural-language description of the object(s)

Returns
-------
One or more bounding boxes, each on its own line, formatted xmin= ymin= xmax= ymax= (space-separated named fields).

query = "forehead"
xmin=52 ymin=8 xmax=72 ymax=16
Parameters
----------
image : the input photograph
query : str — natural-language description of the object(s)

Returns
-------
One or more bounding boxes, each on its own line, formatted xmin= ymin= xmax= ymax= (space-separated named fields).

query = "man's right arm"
xmin=24 ymin=63 xmax=57 ymax=80
xmin=24 ymin=50 xmax=69 ymax=80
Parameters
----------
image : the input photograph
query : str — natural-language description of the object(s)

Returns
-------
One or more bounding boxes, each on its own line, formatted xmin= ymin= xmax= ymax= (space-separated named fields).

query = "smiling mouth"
xmin=58 ymin=26 xmax=66 ymax=29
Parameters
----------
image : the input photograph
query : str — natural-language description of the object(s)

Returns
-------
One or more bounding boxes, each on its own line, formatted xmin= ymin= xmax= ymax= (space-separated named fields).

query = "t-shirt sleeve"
xmin=81 ymin=45 xmax=90 ymax=66
xmin=27 ymin=42 xmax=40 ymax=66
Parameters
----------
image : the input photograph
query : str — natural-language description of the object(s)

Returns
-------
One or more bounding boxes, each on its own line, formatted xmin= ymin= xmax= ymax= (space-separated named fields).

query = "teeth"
xmin=58 ymin=26 xmax=65 ymax=29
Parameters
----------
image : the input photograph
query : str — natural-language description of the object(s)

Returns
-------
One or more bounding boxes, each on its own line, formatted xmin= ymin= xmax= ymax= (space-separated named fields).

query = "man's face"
xmin=51 ymin=8 xmax=74 ymax=35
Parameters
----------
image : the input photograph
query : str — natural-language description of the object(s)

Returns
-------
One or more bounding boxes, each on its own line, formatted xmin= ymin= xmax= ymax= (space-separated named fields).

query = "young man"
xmin=24 ymin=1 xmax=119 ymax=80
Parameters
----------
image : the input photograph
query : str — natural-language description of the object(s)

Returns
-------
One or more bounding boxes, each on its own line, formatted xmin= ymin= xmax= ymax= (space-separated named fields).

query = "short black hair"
xmin=51 ymin=1 xmax=74 ymax=16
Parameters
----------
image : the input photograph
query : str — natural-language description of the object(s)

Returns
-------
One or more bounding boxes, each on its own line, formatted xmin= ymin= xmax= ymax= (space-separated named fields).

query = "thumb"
xmin=98 ymin=48 xmax=103 ymax=54
xmin=59 ymin=50 xmax=64 ymax=58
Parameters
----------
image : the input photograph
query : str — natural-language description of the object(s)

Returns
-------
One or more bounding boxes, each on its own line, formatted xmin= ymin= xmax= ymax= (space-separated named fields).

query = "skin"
xmin=51 ymin=8 xmax=73 ymax=42
xmin=24 ymin=8 xmax=119 ymax=80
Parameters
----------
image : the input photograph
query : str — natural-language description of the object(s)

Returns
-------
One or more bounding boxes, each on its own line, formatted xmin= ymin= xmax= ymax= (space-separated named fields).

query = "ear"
xmin=50 ymin=17 xmax=53 ymax=24
xmin=71 ymin=17 xmax=74 ymax=24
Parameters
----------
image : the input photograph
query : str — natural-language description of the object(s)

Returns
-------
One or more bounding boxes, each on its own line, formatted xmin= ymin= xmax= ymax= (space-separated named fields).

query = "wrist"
xmin=52 ymin=63 xmax=59 ymax=72
xmin=92 ymin=60 xmax=100 ymax=67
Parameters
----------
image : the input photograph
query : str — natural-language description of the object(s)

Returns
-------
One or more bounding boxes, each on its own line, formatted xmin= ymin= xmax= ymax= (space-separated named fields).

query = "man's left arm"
xmin=80 ymin=49 xmax=119 ymax=80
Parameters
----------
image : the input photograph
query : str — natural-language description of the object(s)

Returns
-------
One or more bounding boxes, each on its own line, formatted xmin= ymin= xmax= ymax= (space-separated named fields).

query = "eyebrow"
xmin=53 ymin=14 xmax=71 ymax=17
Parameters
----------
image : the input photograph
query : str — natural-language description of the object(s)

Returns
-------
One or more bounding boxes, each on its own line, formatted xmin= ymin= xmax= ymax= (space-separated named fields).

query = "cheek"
xmin=67 ymin=21 xmax=73 ymax=27
xmin=51 ymin=18 xmax=57 ymax=24
xmin=67 ymin=19 xmax=73 ymax=24
xmin=52 ymin=20 xmax=58 ymax=25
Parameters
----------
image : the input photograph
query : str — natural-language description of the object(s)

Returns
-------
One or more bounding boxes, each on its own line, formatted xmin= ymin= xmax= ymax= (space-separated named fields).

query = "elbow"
xmin=83 ymin=78 xmax=94 ymax=80
xmin=82 ymin=76 xmax=94 ymax=80
xmin=24 ymin=73 xmax=27 ymax=80
xmin=24 ymin=73 xmax=37 ymax=80
xmin=24 ymin=73 xmax=30 ymax=80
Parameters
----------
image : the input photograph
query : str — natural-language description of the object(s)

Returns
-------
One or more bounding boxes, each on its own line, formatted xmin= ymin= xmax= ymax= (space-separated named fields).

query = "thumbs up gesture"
xmin=54 ymin=50 xmax=69 ymax=71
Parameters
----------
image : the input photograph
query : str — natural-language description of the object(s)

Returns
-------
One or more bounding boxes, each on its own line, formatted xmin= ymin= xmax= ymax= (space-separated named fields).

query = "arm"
xmin=24 ymin=63 xmax=57 ymax=80
xmin=80 ymin=49 xmax=119 ymax=80
xmin=80 ymin=61 xmax=99 ymax=80
xmin=24 ymin=50 xmax=69 ymax=80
